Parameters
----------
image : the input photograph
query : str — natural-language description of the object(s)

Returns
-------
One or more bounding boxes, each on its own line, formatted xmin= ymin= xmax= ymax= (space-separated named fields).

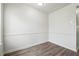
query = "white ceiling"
xmin=26 ymin=3 xmax=70 ymax=14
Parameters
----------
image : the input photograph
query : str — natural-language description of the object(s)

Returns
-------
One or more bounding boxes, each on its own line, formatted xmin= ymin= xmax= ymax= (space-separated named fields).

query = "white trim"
xmin=4 ymin=32 xmax=48 ymax=36
xmin=48 ymin=40 xmax=77 ymax=52
xmin=4 ymin=41 xmax=48 ymax=54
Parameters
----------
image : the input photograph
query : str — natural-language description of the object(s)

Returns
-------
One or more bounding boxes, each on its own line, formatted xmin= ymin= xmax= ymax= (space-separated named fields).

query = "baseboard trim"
xmin=4 ymin=40 xmax=77 ymax=54
xmin=48 ymin=40 xmax=77 ymax=52
xmin=4 ymin=41 xmax=48 ymax=54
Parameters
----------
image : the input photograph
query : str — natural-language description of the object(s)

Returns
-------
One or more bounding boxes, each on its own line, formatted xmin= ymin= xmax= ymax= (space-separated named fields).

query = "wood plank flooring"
xmin=4 ymin=42 xmax=78 ymax=56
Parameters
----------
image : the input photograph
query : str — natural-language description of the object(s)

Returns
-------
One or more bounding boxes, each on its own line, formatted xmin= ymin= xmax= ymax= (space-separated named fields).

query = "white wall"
xmin=49 ymin=4 xmax=76 ymax=52
xmin=4 ymin=3 xmax=77 ymax=53
xmin=4 ymin=4 xmax=48 ymax=53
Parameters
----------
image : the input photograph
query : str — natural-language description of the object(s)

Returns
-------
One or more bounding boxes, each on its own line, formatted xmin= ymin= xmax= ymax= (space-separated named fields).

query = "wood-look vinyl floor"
xmin=4 ymin=42 xmax=78 ymax=56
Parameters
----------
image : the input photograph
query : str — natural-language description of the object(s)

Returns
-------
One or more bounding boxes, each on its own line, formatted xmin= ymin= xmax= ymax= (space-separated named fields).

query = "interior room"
xmin=0 ymin=3 xmax=79 ymax=56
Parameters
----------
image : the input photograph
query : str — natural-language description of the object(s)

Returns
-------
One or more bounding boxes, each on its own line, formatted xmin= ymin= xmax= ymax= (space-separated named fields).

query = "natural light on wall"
xmin=37 ymin=3 xmax=43 ymax=6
